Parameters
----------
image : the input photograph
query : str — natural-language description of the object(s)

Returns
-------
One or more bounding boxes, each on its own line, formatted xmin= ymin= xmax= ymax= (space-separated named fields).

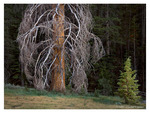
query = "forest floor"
xmin=4 ymin=84 xmax=146 ymax=109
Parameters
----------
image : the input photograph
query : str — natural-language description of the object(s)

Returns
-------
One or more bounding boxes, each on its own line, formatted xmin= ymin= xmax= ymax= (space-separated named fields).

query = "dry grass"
xmin=4 ymin=85 xmax=145 ymax=109
xmin=4 ymin=93 xmax=145 ymax=109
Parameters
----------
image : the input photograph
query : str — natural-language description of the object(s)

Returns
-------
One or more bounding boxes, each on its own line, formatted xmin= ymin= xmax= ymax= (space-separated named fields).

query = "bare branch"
xmin=17 ymin=4 xmax=105 ymax=92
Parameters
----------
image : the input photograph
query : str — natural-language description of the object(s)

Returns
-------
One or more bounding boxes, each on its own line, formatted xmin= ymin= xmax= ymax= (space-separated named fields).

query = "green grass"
xmin=4 ymin=84 xmax=81 ymax=98
xmin=92 ymin=96 xmax=123 ymax=105
xmin=4 ymin=84 xmax=146 ymax=109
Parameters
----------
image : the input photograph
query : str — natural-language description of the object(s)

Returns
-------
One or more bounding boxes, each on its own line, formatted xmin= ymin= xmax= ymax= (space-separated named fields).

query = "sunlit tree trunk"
xmin=51 ymin=4 xmax=65 ymax=92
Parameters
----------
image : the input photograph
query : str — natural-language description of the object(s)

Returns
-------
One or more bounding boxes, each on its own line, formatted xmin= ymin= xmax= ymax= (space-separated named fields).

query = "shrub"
xmin=94 ymin=89 xmax=101 ymax=97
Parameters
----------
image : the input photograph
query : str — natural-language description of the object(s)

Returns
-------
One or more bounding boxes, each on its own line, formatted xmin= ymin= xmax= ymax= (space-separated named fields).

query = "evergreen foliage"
xmin=91 ymin=4 xmax=121 ymax=51
xmin=116 ymin=57 xmax=141 ymax=104
xmin=4 ymin=4 xmax=27 ymax=84
xmin=88 ymin=56 xmax=118 ymax=95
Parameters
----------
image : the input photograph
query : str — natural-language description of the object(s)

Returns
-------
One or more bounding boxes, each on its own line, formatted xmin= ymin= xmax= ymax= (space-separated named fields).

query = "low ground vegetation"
xmin=4 ymin=84 xmax=145 ymax=109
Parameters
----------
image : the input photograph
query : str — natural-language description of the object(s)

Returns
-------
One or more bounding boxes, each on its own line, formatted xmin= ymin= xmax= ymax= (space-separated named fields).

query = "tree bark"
xmin=133 ymin=19 xmax=136 ymax=70
xmin=51 ymin=4 xmax=65 ymax=92
xmin=106 ymin=4 xmax=110 ymax=55
xmin=141 ymin=5 xmax=146 ymax=92
xmin=128 ymin=6 xmax=131 ymax=52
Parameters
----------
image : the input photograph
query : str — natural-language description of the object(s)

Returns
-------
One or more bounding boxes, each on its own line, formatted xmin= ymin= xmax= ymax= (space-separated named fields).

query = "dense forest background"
xmin=4 ymin=4 xmax=146 ymax=96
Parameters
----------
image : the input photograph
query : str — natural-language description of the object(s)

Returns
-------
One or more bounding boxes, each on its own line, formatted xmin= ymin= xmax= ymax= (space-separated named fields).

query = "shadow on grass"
xmin=4 ymin=84 xmax=81 ymax=98
xmin=92 ymin=96 xmax=123 ymax=105
xmin=4 ymin=84 xmax=123 ymax=105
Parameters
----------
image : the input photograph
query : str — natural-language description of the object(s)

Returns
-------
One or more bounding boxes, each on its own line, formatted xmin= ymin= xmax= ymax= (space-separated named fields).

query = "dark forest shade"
xmin=90 ymin=4 xmax=146 ymax=94
xmin=4 ymin=4 xmax=146 ymax=96
xmin=4 ymin=4 xmax=27 ymax=85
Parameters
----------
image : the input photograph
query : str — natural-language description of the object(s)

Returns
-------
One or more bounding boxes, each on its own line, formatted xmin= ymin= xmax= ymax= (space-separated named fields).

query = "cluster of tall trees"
xmin=4 ymin=4 xmax=146 ymax=96
xmin=88 ymin=4 xmax=146 ymax=95
xmin=4 ymin=4 xmax=27 ymax=85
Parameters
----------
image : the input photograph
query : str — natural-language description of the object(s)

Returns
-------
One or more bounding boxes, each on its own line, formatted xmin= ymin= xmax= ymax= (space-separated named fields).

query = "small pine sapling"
xmin=116 ymin=57 xmax=141 ymax=104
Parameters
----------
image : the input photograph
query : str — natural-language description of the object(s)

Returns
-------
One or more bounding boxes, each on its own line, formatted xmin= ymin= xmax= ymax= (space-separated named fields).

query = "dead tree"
xmin=17 ymin=4 xmax=105 ymax=92
xmin=51 ymin=4 xmax=65 ymax=92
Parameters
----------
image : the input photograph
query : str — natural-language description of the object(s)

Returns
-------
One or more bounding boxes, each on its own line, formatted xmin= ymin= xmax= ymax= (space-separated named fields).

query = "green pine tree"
xmin=116 ymin=57 xmax=141 ymax=104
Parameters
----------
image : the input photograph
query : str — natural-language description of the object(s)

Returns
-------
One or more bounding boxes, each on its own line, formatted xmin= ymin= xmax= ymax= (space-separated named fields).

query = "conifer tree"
xmin=116 ymin=57 xmax=141 ymax=104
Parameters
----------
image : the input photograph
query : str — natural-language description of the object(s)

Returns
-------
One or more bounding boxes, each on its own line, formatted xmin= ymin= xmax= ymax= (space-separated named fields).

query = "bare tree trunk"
xmin=17 ymin=4 xmax=105 ymax=92
xmin=133 ymin=21 xmax=136 ymax=70
xmin=128 ymin=6 xmax=131 ymax=52
xmin=51 ymin=4 xmax=65 ymax=92
xmin=106 ymin=4 xmax=110 ymax=55
xmin=142 ymin=5 xmax=146 ymax=92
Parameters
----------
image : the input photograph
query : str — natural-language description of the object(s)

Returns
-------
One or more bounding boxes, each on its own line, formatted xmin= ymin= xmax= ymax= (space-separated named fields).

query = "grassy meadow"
xmin=4 ymin=84 xmax=146 ymax=109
